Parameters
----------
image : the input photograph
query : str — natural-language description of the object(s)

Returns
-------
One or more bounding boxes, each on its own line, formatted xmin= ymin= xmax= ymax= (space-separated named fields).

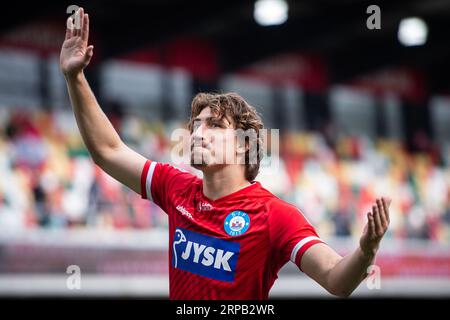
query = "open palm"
xmin=360 ymin=197 xmax=391 ymax=256
xmin=60 ymin=7 xmax=93 ymax=77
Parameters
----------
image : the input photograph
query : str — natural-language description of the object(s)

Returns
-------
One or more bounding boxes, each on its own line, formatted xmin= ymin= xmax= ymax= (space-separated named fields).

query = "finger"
xmin=73 ymin=10 xmax=79 ymax=37
xmin=79 ymin=8 xmax=84 ymax=37
xmin=84 ymin=45 xmax=94 ymax=63
xmin=372 ymin=205 xmax=383 ymax=237
xmin=82 ymin=13 xmax=89 ymax=43
xmin=381 ymin=197 xmax=391 ymax=224
xmin=74 ymin=8 xmax=82 ymax=37
xmin=65 ymin=17 xmax=73 ymax=40
xmin=376 ymin=198 xmax=388 ymax=229
xmin=367 ymin=212 xmax=375 ymax=237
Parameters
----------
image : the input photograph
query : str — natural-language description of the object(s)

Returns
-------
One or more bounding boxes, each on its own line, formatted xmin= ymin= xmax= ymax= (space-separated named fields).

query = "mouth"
xmin=190 ymin=146 xmax=211 ymax=167
xmin=190 ymin=140 xmax=211 ymax=151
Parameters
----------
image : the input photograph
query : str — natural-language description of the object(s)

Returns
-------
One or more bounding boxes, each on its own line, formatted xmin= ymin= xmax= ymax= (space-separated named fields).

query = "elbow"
xmin=89 ymin=148 xmax=106 ymax=166
xmin=328 ymin=287 xmax=353 ymax=298
xmin=89 ymin=143 xmax=122 ymax=166
xmin=326 ymin=280 xmax=354 ymax=298
xmin=332 ymin=290 xmax=352 ymax=299
xmin=91 ymin=153 xmax=104 ymax=166
xmin=90 ymin=147 xmax=112 ymax=167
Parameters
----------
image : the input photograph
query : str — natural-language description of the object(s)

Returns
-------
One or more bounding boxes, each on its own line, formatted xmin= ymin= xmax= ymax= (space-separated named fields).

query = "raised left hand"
xmin=359 ymin=197 xmax=391 ymax=257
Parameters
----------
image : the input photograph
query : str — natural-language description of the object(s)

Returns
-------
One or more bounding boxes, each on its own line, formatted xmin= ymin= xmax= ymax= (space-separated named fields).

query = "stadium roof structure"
xmin=1 ymin=0 xmax=450 ymax=92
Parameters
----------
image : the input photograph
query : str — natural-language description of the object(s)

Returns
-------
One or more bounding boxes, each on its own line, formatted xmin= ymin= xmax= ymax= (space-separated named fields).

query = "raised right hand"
xmin=60 ymin=7 xmax=94 ymax=78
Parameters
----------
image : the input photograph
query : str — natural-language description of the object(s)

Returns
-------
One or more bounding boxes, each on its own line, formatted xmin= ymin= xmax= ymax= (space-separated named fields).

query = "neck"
xmin=202 ymin=165 xmax=251 ymax=201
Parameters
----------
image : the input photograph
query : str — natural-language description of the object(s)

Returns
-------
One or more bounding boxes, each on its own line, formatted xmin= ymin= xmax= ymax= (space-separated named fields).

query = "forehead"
xmin=196 ymin=107 xmax=213 ymax=119
xmin=192 ymin=106 xmax=232 ymax=127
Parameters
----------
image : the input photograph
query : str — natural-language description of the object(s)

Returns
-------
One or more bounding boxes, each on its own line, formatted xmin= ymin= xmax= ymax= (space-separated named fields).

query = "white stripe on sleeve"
xmin=146 ymin=161 xmax=157 ymax=202
xmin=290 ymin=236 xmax=323 ymax=263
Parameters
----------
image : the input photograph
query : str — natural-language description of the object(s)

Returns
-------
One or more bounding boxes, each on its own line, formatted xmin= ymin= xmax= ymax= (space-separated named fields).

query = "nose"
xmin=191 ymin=134 xmax=205 ymax=149
xmin=191 ymin=121 xmax=207 ymax=146
xmin=193 ymin=120 xmax=206 ymax=136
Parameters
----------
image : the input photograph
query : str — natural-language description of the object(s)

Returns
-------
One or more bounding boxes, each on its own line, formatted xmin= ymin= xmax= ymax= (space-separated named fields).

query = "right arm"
xmin=60 ymin=8 xmax=146 ymax=194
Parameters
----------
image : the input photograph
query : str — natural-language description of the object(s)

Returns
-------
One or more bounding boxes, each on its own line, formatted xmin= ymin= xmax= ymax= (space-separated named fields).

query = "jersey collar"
xmin=200 ymin=181 xmax=260 ymax=204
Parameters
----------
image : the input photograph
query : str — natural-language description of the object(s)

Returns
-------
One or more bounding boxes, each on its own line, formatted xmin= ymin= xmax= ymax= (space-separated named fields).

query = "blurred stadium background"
xmin=0 ymin=0 xmax=449 ymax=298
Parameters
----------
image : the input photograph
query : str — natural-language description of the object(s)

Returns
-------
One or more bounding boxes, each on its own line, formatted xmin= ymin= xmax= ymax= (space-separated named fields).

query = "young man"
xmin=60 ymin=8 xmax=391 ymax=299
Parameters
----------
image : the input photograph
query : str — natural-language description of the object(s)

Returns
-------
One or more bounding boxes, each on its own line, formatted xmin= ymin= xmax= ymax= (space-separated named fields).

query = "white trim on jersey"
xmin=296 ymin=208 xmax=312 ymax=225
xmin=290 ymin=236 xmax=323 ymax=264
xmin=146 ymin=161 xmax=157 ymax=202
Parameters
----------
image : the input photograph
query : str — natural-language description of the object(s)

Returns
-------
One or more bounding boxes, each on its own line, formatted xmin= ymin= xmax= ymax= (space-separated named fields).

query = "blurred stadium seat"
xmin=0 ymin=0 xmax=449 ymax=298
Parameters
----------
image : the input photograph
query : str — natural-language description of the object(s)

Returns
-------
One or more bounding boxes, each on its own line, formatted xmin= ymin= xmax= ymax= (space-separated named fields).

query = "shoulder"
xmin=264 ymin=194 xmax=306 ymax=221
xmin=143 ymin=160 xmax=202 ymax=196
xmin=154 ymin=161 xmax=200 ymax=180
xmin=251 ymin=183 xmax=311 ymax=226
xmin=262 ymin=197 xmax=314 ymax=238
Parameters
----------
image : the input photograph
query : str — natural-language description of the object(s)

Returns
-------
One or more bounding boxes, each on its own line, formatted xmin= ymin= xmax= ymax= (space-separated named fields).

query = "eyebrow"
xmin=193 ymin=115 xmax=232 ymax=127
xmin=194 ymin=116 xmax=221 ymax=123
xmin=193 ymin=116 xmax=210 ymax=122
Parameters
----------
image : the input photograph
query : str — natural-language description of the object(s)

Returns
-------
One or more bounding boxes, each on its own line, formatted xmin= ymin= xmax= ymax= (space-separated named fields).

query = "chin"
xmin=191 ymin=162 xmax=207 ymax=169
xmin=190 ymin=152 xmax=208 ymax=168
xmin=191 ymin=155 xmax=223 ymax=171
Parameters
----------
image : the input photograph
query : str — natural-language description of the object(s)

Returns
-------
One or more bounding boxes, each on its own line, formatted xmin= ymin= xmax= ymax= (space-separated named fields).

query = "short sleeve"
xmin=269 ymin=200 xmax=325 ymax=271
xmin=140 ymin=160 xmax=199 ymax=213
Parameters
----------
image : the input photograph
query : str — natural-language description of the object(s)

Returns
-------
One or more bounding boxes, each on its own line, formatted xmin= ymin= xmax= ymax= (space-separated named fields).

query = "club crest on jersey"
xmin=172 ymin=228 xmax=240 ymax=282
xmin=224 ymin=210 xmax=250 ymax=236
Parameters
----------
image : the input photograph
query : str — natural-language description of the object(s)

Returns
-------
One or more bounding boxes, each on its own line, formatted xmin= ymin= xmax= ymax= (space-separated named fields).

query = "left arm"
xmin=301 ymin=197 xmax=391 ymax=298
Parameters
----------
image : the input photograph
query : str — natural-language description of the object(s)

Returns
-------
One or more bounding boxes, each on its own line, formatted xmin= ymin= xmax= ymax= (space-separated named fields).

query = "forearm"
xmin=326 ymin=246 xmax=375 ymax=297
xmin=302 ymin=199 xmax=390 ymax=298
xmin=65 ymin=71 xmax=123 ymax=161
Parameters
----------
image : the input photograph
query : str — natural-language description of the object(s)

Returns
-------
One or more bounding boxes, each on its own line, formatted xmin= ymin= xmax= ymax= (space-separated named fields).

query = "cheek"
xmin=207 ymin=135 xmax=221 ymax=153
xmin=207 ymin=132 xmax=236 ymax=156
xmin=221 ymin=135 xmax=237 ymax=155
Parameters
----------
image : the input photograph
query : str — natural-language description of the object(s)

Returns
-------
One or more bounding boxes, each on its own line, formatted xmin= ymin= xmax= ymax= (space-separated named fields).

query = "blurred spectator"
xmin=0 ymin=107 xmax=448 ymax=244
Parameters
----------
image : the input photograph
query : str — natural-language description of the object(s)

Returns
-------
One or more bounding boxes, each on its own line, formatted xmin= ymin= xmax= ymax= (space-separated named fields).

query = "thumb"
xmin=84 ymin=45 xmax=94 ymax=63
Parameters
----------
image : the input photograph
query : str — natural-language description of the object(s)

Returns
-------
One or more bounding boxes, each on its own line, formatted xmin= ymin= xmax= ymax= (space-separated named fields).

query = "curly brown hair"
xmin=188 ymin=92 xmax=264 ymax=181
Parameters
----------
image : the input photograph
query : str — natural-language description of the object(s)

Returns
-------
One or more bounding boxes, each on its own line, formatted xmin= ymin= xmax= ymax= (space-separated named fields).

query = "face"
xmin=190 ymin=107 xmax=244 ymax=170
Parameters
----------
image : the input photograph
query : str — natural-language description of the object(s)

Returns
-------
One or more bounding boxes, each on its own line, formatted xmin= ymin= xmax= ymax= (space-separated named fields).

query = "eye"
xmin=207 ymin=119 xmax=222 ymax=128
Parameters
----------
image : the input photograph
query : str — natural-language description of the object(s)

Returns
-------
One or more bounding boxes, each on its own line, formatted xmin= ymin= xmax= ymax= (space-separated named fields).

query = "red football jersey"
xmin=141 ymin=160 xmax=324 ymax=299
